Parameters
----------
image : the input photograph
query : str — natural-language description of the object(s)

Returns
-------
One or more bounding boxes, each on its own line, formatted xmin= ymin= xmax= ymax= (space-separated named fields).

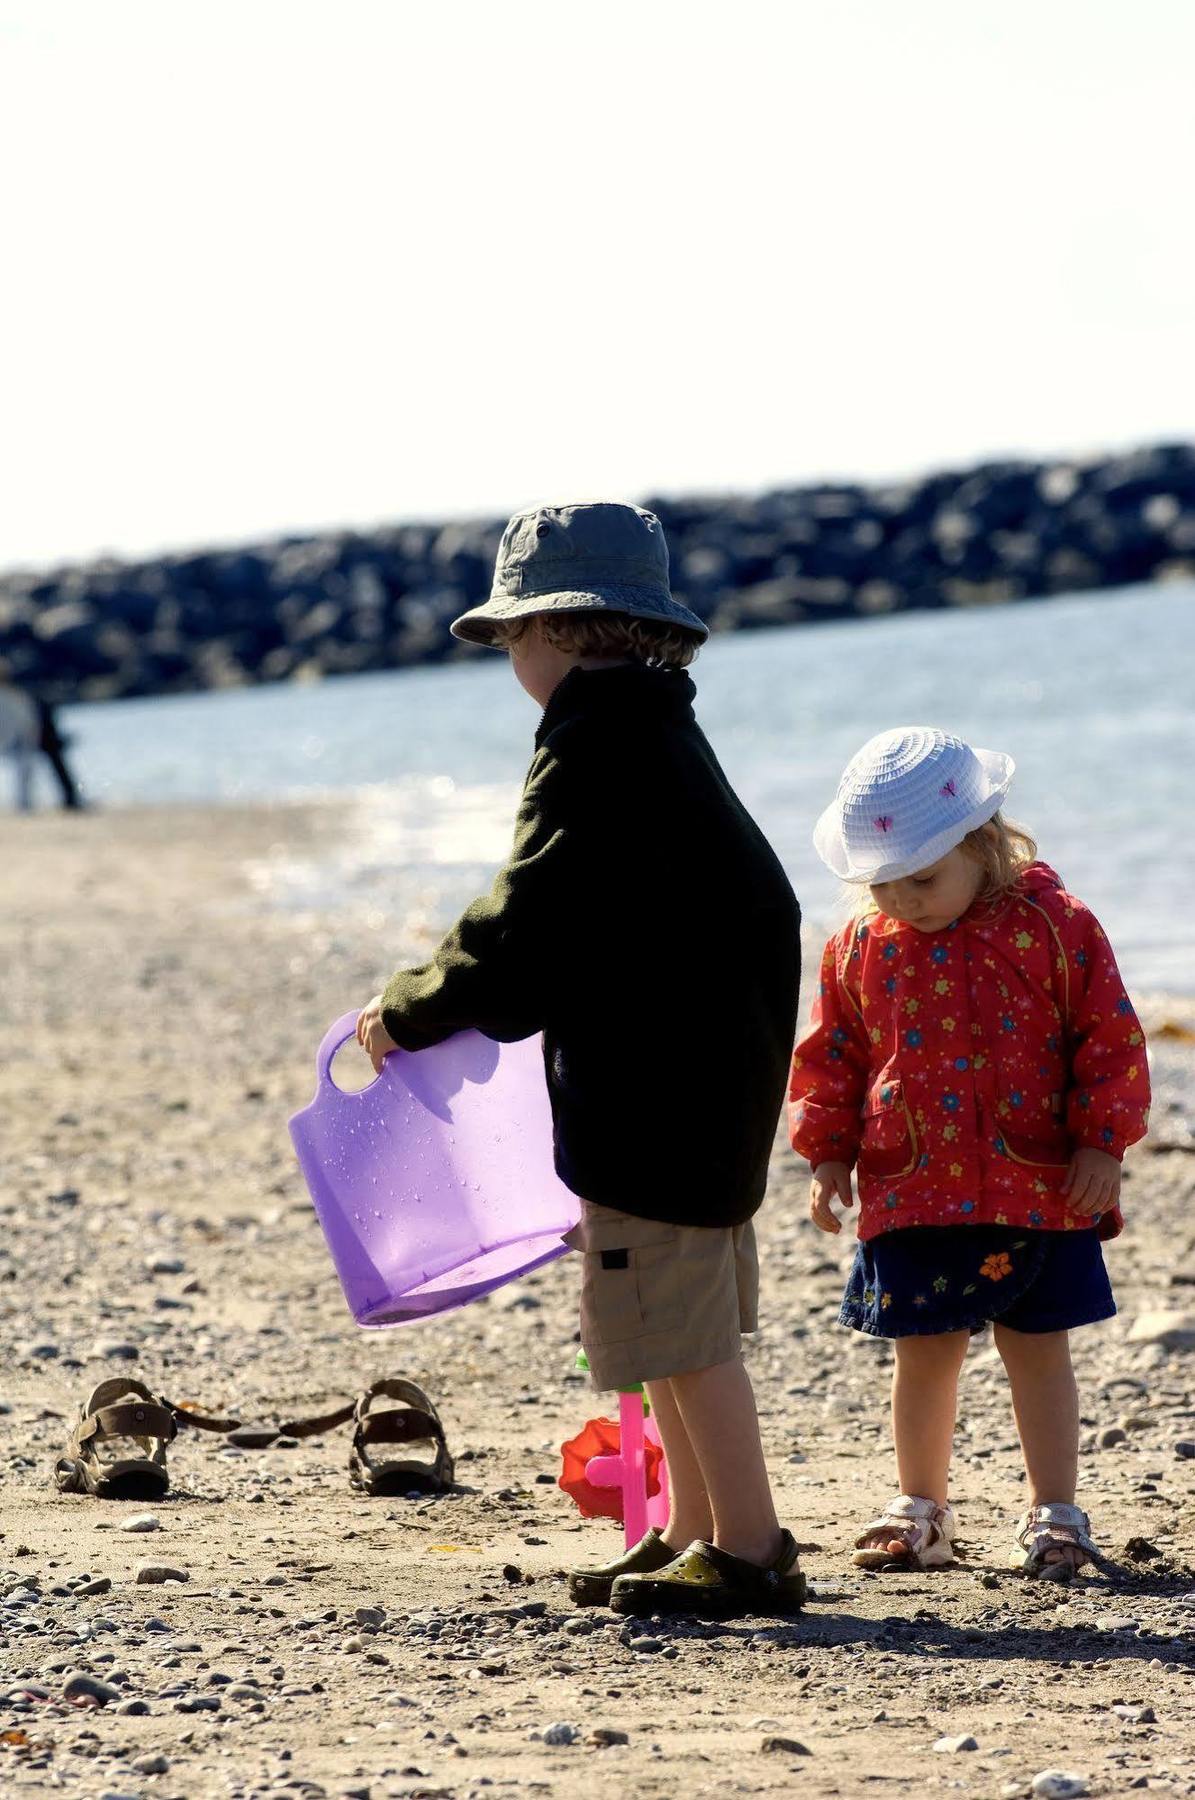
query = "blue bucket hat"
xmin=450 ymin=501 xmax=708 ymax=647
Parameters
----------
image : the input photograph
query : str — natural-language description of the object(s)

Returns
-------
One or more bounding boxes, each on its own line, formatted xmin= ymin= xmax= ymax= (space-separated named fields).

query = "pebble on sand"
xmin=75 ymin=1576 xmax=113 ymax=1595
xmin=933 ymin=1734 xmax=979 ymax=1752
xmin=118 ymin=1514 xmax=161 ymax=1533
xmin=132 ymin=1752 xmax=170 ymax=1775
xmin=1031 ymin=1775 xmax=1089 ymax=1799
xmin=62 ymin=1671 xmax=121 ymax=1706
xmin=539 ymin=1722 xmax=579 ymax=1745
xmin=1126 ymin=1310 xmax=1195 ymax=1350
xmin=762 ymin=1735 xmax=812 ymax=1755
xmin=135 ymin=1562 xmax=189 ymax=1584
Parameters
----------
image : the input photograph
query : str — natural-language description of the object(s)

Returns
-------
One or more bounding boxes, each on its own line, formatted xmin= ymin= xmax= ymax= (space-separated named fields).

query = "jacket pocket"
xmin=857 ymin=1080 xmax=918 ymax=1180
xmin=996 ymin=1127 xmax=1072 ymax=1170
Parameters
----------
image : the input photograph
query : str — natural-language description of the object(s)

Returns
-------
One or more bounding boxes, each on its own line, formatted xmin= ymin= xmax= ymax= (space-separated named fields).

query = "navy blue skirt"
xmin=840 ymin=1224 xmax=1115 ymax=1338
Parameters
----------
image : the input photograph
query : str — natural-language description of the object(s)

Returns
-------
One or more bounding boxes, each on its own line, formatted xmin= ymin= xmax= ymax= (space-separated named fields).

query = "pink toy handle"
xmin=619 ymin=1391 xmax=648 ymax=1549
xmin=645 ymin=1412 xmax=669 ymax=1532
xmin=314 ymin=1010 xmax=376 ymax=1092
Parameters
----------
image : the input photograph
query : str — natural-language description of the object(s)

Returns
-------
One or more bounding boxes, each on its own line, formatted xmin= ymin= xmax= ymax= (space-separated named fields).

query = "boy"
xmin=356 ymin=501 xmax=804 ymax=1616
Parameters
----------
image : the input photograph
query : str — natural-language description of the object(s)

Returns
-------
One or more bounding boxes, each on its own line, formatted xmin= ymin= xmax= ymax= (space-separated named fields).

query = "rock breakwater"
xmin=3 ymin=443 xmax=1194 ymax=702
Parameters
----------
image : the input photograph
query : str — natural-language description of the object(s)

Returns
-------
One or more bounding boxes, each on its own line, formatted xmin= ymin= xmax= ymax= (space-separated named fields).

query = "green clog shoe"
xmin=567 ymin=1527 xmax=678 ymax=1607
xmin=610 ymin=1528 xmax=806 ymax=1618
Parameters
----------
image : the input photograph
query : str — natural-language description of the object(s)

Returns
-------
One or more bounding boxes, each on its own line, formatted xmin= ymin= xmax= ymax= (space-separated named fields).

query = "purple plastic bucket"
xmin=289 ymin=1013 xmax=580 ymax=1327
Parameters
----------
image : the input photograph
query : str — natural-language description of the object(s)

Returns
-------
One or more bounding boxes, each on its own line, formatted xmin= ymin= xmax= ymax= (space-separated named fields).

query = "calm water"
xmin=40 ymin=582 xmax=1195 ymax=993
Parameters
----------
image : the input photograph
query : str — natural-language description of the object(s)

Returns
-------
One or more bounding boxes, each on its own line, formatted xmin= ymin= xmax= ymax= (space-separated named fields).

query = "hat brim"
xmin=450 ymin=585 xmax=709 ymax=647
xmin=814 ymin=749 xmax=1015 ymax=883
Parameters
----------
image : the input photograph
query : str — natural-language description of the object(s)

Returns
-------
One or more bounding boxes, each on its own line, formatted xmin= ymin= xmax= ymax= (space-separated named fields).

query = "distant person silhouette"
xmin=0 ymin=683 xmax=83 ymax=810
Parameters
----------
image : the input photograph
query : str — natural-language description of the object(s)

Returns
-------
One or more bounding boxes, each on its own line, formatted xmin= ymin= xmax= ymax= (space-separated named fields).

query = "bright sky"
xmin=1 ymin=0 xmax=1192 ymax=572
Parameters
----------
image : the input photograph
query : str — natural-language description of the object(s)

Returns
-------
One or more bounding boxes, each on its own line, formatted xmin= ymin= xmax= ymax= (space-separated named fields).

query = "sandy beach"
xmin=2 ymin=799 xmax=1195 ymax=1800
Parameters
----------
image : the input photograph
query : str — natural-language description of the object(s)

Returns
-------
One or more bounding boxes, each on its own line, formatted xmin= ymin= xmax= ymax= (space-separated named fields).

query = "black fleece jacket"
xmin=380 ymin=664 xmax=801 ymax=1227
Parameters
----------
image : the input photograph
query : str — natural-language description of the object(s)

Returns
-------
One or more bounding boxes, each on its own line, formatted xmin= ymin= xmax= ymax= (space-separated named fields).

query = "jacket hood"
xmin=1016 ymin=861 xmax=1065 ymax=896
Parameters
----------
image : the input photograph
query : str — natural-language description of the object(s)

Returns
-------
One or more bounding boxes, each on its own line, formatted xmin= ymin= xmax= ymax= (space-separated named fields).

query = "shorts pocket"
xmin=858 ymin=1079 xmax=918 ymax=1180
xmin=577 ymin=1210 xmax=685 ymax=1346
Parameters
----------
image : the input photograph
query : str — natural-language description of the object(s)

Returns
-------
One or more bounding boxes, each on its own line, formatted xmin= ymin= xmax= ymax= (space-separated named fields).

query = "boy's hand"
xmin=356 ymin=994 xmax=399 ymax=1075
xmin=810 ymin=1161 xmax=854 ymax=1234
xmin=1063 ymin=1146 xmax=1121 ymax=1216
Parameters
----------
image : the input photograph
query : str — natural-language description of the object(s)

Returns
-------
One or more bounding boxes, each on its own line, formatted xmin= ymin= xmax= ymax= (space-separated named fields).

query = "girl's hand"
xmin=356 ymin=994 xmax=399 ymax=1075
xmin=810 ymin=1161 xmax=854 ymax=1234
xmin=1062 ymin=1146 xmax=1121 ymax=1216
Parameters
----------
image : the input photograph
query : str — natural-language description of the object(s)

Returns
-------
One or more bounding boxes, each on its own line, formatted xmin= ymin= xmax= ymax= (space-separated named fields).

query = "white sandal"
xmin=853 ymin=1494 xmax=958 ymax=1570
xmin=1010 ymin=1503 xmax=1114 ymax=1579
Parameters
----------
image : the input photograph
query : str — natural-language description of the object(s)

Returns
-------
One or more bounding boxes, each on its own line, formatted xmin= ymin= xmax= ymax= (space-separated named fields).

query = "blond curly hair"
xmin=488 ymin=611 xmax=700 ymax=669
xmin=853 ymin=813 xmax=1038 ymax=917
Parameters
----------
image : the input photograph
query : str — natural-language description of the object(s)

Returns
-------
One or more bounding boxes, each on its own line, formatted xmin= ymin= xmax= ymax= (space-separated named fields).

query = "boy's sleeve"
xmin=379 ymin=746 xmax=569 ymax=1050
xmin=788 ymin=931 xmax=870 ymax=1168
xmin=1058 ymin=898 xmax=1151 ymax=1157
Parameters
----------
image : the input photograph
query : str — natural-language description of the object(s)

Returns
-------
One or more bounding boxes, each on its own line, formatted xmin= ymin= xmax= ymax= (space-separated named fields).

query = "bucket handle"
xmin=314 ymin=1010 xmax=375 ymax=1093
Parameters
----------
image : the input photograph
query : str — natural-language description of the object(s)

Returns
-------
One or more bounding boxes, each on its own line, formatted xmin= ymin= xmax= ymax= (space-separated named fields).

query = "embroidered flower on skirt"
xmin=840 ymin=1223 xmax=1115 ymax=1338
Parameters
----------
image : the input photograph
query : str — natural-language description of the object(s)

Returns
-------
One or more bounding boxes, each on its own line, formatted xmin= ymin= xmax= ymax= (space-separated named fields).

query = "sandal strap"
xmin=356 ymin=1378 xmax=444 ymax=1427
xmin=278 ymin=1382 xmax=448 ymax=1444
xmin=358 ymin=1410 xmax=443 ymax=1446
xmin=167 ymin=1400 xmax=243 ymax=1434
xmin=856 ymin=1494 xmax=954 ymax=1549
xmin=1015 ymin=1502 xmax=1093 ymax=1546
xmin=276 ymin=1399 xmax=358 ymax=1439
xmin=77 ymin=1402 xmax=177 ymax=1447
xmin=72 ymin=1383 xmax=239 ymax=1443
xmin=1015 ymin=1503 xmax=1117 ymax=1573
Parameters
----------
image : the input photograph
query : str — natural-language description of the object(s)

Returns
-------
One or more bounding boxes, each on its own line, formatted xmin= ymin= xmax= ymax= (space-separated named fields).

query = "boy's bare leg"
xmin=993 ymin=1324 xmax=1078 ymax=1506
xmin=643 ymin=1379 xmax=714 ymax=1549
xmin=662 ymin=1356 xmax=782 ymax=1564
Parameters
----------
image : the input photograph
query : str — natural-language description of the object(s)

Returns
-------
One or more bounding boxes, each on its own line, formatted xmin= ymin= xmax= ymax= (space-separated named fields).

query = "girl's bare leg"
xmin=860 ymin=1329 xmax=970 ymax=1554
xmin=994 ymin=1324 xmax=1080 ymax=1572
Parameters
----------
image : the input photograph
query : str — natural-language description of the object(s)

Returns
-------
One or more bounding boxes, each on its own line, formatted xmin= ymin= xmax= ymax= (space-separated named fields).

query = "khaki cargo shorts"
xmin=563 ymin=1200 xmax=759 ymax=1390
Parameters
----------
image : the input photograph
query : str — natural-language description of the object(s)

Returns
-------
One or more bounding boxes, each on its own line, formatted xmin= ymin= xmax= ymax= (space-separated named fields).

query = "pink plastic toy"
xmin=592 ymin=1394 xmax=671 ymax=1549
xmin=289 ymin=1012 xmax=581 ymax=1327
xmin=560 ymin=1377 xmax=671 ymax=1550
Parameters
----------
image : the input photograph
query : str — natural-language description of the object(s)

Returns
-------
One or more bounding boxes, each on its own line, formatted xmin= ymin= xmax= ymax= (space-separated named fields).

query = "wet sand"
xmin=2 ymin=801 xmax=1194 ymax=1800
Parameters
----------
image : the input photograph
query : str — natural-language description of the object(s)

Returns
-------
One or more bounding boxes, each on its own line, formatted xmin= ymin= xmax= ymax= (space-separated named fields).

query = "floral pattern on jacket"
xmin=788 ymin=863 xmax=1150 ymax=1242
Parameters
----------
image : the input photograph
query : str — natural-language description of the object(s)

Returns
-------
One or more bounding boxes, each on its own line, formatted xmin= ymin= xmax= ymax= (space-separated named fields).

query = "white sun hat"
xmin=813 ymin=726 xmax=1015 ymax=883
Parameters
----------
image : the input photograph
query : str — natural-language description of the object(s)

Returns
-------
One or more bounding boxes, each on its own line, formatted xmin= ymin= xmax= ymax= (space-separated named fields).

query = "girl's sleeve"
xmin=788 ymin=932 xmax=870 ymax=1168
xmin=1059 ymin=899 xmax=1151 ymax=1157
xmin=379 ymin=747 xmax=568 ymax=1049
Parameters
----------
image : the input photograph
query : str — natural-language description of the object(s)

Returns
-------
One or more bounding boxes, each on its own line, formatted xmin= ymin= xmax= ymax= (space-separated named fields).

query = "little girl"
xmin=790 ymin=726 xmax=1150 ymax=1576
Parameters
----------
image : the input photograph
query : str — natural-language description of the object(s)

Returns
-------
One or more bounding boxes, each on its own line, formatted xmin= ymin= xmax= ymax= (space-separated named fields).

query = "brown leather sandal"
xmin=54 ymin=1379 xmax=240 ymax=1500
xmin=280 ymin=1378 xmax=455 ymax=1496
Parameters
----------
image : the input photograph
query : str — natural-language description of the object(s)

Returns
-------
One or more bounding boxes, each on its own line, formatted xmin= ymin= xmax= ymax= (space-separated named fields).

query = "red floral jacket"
xmin=788 ymin=864 xmax=1150 ymax=1242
